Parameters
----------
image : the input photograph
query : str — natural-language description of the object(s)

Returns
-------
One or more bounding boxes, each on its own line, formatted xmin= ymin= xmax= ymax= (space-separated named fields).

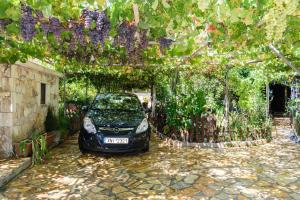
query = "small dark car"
xmin=78 ymin=93 xmax=151 ymax=153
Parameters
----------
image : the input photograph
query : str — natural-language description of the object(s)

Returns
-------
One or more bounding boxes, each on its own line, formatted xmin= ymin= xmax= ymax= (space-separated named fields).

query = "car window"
xmin=92 ymin=94 xmax=142 ymax=111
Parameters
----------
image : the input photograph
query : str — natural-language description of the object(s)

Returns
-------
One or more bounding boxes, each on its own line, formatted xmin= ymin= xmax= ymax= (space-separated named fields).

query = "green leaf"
xmin=162 ymin=0 xmax=170 ymax=9
xmin=230 ymin=8 xmax=241 ymax=23
xmin=8 ymin=53 xmax=19 ymax=64
xmin=5 ymin=6 xmax=20 ymax=21
xmin=152 ymin=0 xmax=159 ymax=10
xmin=294 ymin=47 xmax=300 ymax=58
xmin=0 ymin=0 xmax=10 ymax=18
xmin=87 ymin=0 xmax=95 ymax=4
xmin=6 ymin=22 xmax=19 ymax=34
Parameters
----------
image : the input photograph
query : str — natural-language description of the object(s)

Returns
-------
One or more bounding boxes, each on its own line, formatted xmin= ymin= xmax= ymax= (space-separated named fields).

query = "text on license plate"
xmin=104 ymin=138 xmax=129 ymax=144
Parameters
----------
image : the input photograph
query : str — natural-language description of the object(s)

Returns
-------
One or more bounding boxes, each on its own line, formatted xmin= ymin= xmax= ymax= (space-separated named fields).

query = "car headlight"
xmin=83 ymin=117 xmax=96 ymax=134
xmin=136 ymin=118 xmax=149 ymax=134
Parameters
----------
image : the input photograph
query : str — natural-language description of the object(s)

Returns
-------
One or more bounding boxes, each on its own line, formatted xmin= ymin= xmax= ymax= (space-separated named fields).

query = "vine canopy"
xmin=0 ymin=0 xmax=299 ymax=78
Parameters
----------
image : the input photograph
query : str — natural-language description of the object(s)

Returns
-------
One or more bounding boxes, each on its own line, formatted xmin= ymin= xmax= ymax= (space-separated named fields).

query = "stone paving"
xmin=0 ymin=158 xmax=31 ymax=188
xmin=0 ymin=118 xmax=300 ymax=199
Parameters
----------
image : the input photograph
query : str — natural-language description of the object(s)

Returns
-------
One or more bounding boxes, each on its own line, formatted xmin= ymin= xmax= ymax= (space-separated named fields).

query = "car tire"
xmin=78 ymin=137 xmax=87 ymax=154
xmin=142 ymin=141 xmax=150 ymax=152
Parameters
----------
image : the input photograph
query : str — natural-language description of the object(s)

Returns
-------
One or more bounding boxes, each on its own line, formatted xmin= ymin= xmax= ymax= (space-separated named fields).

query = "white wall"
xmin=0 ymin=61 xmax=62 ymax=158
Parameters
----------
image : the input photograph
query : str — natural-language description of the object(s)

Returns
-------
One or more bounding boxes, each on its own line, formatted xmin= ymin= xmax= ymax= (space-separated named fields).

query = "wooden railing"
xmin=152 ymin=111 xmax=271 ymax=143
xmin=189 ymin=115 xmax=219 ymax=143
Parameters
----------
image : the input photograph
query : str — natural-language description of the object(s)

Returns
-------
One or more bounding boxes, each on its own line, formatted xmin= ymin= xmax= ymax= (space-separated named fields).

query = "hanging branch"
xmin=268 ymin=43 xmax=300 ymax=74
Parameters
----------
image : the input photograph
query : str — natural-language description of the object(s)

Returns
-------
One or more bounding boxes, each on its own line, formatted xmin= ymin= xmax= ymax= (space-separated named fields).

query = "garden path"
xmin=0 ymin=117 xmax=299 ymax=199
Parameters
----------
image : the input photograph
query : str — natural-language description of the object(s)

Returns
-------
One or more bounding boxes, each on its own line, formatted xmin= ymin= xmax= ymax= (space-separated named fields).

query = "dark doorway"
xmin=270 ymin=84 xmax=290 ymax=116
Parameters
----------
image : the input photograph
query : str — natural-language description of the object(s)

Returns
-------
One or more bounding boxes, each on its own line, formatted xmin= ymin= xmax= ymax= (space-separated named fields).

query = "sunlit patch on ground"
xmin=0 ymin=120 xmax=300 ymax=199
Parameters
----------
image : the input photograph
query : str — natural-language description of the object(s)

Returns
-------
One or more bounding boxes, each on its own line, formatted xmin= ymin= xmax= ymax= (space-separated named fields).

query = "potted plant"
xmin=13 ymin=139 xmax=32 ymax=157
xmin=44 ymin=106 xmax=59 ymax=147
xmin=31 ymin=131 xmax=48 ymax=164
xmin=15 ymin=131 xmax=48 ymax=164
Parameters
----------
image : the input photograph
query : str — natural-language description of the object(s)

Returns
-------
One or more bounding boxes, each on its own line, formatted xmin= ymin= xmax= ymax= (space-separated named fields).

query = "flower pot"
xmin=13 ymin=142 xmax=32 ymax=157
xmin=45 ymin=132 xmax=56 ymax=147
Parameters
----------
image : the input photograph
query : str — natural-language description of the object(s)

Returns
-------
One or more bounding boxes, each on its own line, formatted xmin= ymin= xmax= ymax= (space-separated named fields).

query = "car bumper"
xmin=79 ymin=128 xmax=150 ymax=153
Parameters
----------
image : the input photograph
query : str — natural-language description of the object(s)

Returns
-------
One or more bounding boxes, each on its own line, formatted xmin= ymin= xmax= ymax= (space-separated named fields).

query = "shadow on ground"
xmin=1 ymin=118 xmax=300 ymax=199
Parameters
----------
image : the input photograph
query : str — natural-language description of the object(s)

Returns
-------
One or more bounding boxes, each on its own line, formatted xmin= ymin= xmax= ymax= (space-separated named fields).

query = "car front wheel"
xmin=142 ymin=140 xmax=150 ymax=152
xmin=78 ymin=137 xmax=88 ymax=154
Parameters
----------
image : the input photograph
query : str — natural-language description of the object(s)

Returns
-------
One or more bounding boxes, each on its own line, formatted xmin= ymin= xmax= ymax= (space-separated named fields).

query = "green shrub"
xmin=31 ymin=131 xmax=47 ymax=164
xmin=19 ymin=130 xmax=48 ymax=165
xmin=44 ymin=107 xmax=59 ymax=132
xmin=58 ymin=107 xmax=70 ymax=139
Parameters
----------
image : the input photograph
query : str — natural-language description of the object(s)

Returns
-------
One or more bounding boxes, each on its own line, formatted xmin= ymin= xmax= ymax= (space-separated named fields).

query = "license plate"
xmin=104 ymin=138 xmax=129 ymax=144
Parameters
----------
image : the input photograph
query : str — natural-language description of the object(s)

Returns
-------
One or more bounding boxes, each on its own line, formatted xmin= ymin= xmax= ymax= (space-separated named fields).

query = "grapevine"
xmin=81 ymin=8 xmax=92 ymax=29
xmin=0 ymin=19 xmax=12 ymax=29
xmin=159 ymin=37 xmax=173 ymax=54
xmin=139 ymin=29 xmax=148 ymax=49
xmin=263 ymin=0 xmax=299 ymax=41
xmin=96 ymin=10 xmax=110 ymax=47
xmin=20 ymin=4 xmax=36 ymax=41
xmin=69 ymin=21 xmax=85 ymax=45
xmin=89 ymin=29 xmax=99 ymax=45
xmin=49 ymin=17 xmax=63 ymax=41
xmin=118 ymin=21 xmax=137 ymax=53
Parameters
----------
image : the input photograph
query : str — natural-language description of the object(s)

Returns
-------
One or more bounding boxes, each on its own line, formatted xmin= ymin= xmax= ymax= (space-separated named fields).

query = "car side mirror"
xmin=82 ymin=105 xmax=88 ymax=113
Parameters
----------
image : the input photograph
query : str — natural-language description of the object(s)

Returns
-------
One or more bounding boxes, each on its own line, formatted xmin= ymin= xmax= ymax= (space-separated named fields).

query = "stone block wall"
xmin=0 ymin=61 xmax=62 ymax=158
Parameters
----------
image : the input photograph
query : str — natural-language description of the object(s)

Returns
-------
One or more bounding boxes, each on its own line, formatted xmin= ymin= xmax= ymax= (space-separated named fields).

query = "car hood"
xmin=87 ymin=110 xmax=145 ymax=128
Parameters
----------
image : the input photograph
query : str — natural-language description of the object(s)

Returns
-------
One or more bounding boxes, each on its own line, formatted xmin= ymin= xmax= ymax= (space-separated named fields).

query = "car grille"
xmin=98 ymin=127 xmax=134 ymax=135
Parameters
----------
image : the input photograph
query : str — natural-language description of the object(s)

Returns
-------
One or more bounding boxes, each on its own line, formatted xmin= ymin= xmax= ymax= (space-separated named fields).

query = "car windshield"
xmin=92 ymin=94 xmax=142 ymax=111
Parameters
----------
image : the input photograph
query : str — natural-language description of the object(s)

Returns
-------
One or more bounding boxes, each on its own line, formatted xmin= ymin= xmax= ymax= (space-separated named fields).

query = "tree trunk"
xmin=63 ymin=73 xmax=66 ymax=117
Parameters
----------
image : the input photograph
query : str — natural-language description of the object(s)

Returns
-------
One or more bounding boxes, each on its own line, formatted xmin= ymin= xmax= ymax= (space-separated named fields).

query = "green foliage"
xmin=159 ymin=71 xmax=206 ymax=130
xmin=60 ymin=77 xmax=97 ymax=105
xmin=18 ymin=139 xmax=30 ymax=156
xmin=155 ymin=63 xmax=276 ymax=141
xmin=229 ymin=67 xmax=267 ymax=127
xmin=287 ymin=98 xmax=300 ymax=124
xmin=57 ymin=104 xmax=71 ymax=139
xmin=58 ymin=105 xmax=70 ymax=131
xmin=263 ymin=0 xmax=299 ymax=42
xmin=228 ymin=111 xmax=272 ymax=142
xmin=0 ymin=0 xmax=299 ymax=142
xmin=31 ymin=131 xmax=47 ymax=165
xmin=44 ymin=107 xmax=59 ymax=132
xmin=288 ymin=98 xmax=300 ymax=114
xmin=18 ymin=130 xmax=48 ymax=165
xmin=0 ymin=0 xmax=299 ymax=76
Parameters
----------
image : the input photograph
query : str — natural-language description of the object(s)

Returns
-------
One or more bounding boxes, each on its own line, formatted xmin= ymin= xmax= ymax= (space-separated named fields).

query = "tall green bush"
xmin=44 ymin=107 xmax=59 ymax=132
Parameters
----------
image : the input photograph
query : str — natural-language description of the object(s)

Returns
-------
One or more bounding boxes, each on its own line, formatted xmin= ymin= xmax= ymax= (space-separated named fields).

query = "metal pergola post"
xmin=266 ymin=82 xmax=270 ymax=118
xmin=63 ymin=72 xmax=66 ymax=117
xmin=85 ymin=77 xmax=88 ymax=105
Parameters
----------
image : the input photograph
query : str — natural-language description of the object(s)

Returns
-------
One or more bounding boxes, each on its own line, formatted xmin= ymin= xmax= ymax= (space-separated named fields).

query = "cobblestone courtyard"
xmin=0 ymin=118 xmax=299 ymax=199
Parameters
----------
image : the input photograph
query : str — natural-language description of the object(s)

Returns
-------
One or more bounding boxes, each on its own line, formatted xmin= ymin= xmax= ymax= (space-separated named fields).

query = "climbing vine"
xmin=1 ymin=0 xmax=299 ymax=143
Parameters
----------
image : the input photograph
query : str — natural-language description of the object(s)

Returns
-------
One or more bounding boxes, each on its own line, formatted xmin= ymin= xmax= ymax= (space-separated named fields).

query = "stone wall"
xmin=0 ymin=61 xmax=62 ymax=158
